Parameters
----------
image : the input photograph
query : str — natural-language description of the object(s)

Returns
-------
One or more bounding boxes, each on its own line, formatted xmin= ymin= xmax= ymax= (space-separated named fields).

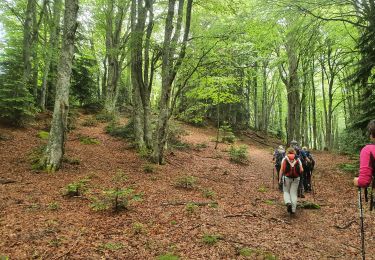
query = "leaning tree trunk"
xmin=43 ymin=0 xmax=79 ymax=172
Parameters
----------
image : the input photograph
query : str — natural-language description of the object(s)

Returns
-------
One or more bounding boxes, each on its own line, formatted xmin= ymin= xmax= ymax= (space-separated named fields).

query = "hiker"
xmin=301 ymin=146 xmax=315 ymax=192
xmin=279 ymin=147 xmax=304 ymax=214
xmin=353 ymin=120 xmax=375 ymax=188
xmin=290 ymin=140 xmax=305 ymax=198
xmin=273 ymin=145 xmax=285 ymax=191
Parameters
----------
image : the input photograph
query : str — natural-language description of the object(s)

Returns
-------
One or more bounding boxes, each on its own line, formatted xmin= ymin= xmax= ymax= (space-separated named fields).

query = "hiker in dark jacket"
xmin=301 ymin=146 xmax=315 ymax=192
xmin=279 ymin=147 xmax=304 ymax=214
xmin=354 ymin=120 xmax=375 ymax=187
xmin=273 ymin=145 xmax=285 ymax=191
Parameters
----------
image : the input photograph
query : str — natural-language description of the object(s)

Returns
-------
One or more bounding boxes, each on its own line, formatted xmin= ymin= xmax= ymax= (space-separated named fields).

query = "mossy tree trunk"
xmin=43 ymin=0 xmax=79 ymax=172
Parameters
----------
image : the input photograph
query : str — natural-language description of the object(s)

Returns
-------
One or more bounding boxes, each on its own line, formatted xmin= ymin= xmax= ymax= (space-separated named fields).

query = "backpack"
xmin=275 ymin=151 xmax=285 ymax=166
xmin=284 ymin=157 xmax=302 ymax=178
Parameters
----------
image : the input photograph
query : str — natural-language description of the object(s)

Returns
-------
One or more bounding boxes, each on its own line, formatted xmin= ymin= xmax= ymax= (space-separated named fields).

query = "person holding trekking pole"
xmin=273 ymin=145 xmax=285 ymax=191
xmin=353 ymin=120 xmax=375 ymax=260
xmin=279 ymin=147 xmax=303 ymax=215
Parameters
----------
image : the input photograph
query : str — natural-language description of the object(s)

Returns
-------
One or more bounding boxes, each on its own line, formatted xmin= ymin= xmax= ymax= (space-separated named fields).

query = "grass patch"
xmin=239 ymin=247 xmax=255 ymax=257
xmin=258 ymin=186 xmax=268 ymax=193
xmin=95 ymin=113 xmax=116 ymax=123
xmin=186 ymin=203 xmax=199 ymax=214
xmin=174 ymin=176 xmax=196 ymax=189
xmin=79 ymin=136 xmax=100 ymax=145
xmin=132 ymin=222 xmax=145 ymax=234
xmin=47 ymin=202 xmax=60 ymax=211
xmin=202 ymin=234 xmax=221 ymax=245
xmin=99 ymin=242 xmax=123 ymax=251
xmin=82 ymin=117 xmax=98 ymax=127
xmin=28 ymin=145 xmax=46 ymax=171
xmin=202 ymin=189 xmax=216 ymax=199
xmin=338 ymin=162 xmax=359 ymax=174
xmin=105 ymin=120 xmax=134 ymax=140
xmin=38 ymin=131 xmax=49 ymax=140
xmin=143 ymin=164 xmax=155 ymax=173
xmin=157 ymin=253 xmax=179 ymax=260
xmin=264 ymin=200 xmax=275 ymax=205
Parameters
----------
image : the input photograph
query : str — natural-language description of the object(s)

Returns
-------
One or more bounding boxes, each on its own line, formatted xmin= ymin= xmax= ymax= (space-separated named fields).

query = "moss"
xmin=38 ymin=131 xmax=49 ymax=140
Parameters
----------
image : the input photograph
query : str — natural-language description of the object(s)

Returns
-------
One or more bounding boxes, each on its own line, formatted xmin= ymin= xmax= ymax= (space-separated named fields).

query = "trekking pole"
xmin=311 ymin=171 xmax=316 ymax=201
xmin=358 ymin=187 xmax=365 ymax=260
xmin=272 ymin=167 xmax=275 ymax=189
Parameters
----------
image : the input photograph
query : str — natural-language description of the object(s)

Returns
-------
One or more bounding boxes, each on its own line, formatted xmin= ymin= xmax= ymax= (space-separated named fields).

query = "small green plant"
xmin=219 ymin=122 xmax=236 ymax=143
xmin=258 ymin=186 xmax=268 ymax=193
xmin=195 ymin=143 xmax=208 ymax=150
xmin=138 ymin=146 xmax=151 ymax=159
xmin=63 ymin=157 xmax=80 ymax=165
xmin=202 ymin=189 xmax=216 ymax=199
xmin=0 ymin=256 xmax=9 ymax=260
xmin=112 ymin=170 xmax=128 ymax=182
xmin=229 ymin=145 xmax=249 ymax=164
xmin=79 ymin=135 xmax=100 ymax=145
xmin=186 ymin=203 xmax=199 ymax=214
xmin=202 ymin=234 xmax=221 ymax=245
xmin=264 ymin=200 xmax=275 ymax=205
xmin=143 ymin=164 xmax=155 ymax=173
xmin=239 ymin=247 xmax=255 ymax=257
xmin=174 ymin=175 xmax=196 ymax=189
xmin=209 ymin=202 xmax=219 ymax=208
xmin=90 ymin=187 xmax=137 ymax=212
xmin=99 ymin=242 xmax=124 ymax=251
xmin=132 ymin=222 xmax=145 ymax=234
xmin=38 ymin=131 xmax=49 ymax=140
xmin=82 ymin=117 xmax=98 ymax=127
xmin=48 ymin=202 xmax=60 ymax=211
xmin=29 ymin=145 xmax=46 ymax=171
xmin=170 ymin=220 xmax=177 ymax=225
xmin=64 ymin=179 xmax=89 ymax=197
xmin=95 ymin=112 xmax=116 ymax=123
xmin=157 ymin=253 xmax=180 ymax=260
xmin=49 ymin=238 xmax=62 ymax=247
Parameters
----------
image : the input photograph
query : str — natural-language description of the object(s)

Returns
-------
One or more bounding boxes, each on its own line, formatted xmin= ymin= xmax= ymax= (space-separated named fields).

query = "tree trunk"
xmin=43 ymin=0 xmax=79 ymax=172
xmin=153 ymin=0 xmax=193 ymax=164
xmin=40 ymin=0 xmax=63 ymax=110
xmin=23 ymin=0 xmax=36 ymax=91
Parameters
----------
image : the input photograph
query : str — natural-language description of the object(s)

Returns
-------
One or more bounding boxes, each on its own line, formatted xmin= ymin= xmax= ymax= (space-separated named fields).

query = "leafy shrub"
xmin=219 ymin=122 xmax=236 ymax=143
xmin=90 ymin=187 xmax=137 ymax=212
xmin=239 ymin=247 xmax=255 ymax=257
xmin=194 ymin=142 xmax=208 ymax=150
xmin=157 ymin=253 xmax=180 ymax=260
xmin=29 ymin=145 xmax=46 ymax=171
xmin=82 ymin=117 xmax=98 ymax=127
xmin=105 ymin=120 xmax=134 ymax=140
xmin=174 ymin=176 xmax=196 ymax=189
xmin=64 ymin=179 xmax=89 ymax=197
xmin=79 ymin=135 xmax=100 ymax=145
xmin=95 ymin=112 xmax=116 ymax=123
xmin=38 ymin=131 xmax=49 ymax=140
xmin=178 ymin=103 xmax=208 ymax=126
xmin=338 ymin=162 xmax=359 ymax=174
xmin=338 ymin=129 xmax=368 ymax=155
xmin=202 ymin=189 xmax=216 ymax=199
xmin=202 ymin=234 xmax=221 ymax=245
xmin=186 ymin=203 xmax=199 ymax=214
xmin=143 ymin=164 xmax=155 ymax=173
xmin=132 ymin=222 xmax=145 ymax=234
xmin=81 ymin=102 xmax=103 ymax=114
xmin=258 ymin=186 xmax=268 ymax=193
xmin=229 ymin=145 xmax=248 ymax=164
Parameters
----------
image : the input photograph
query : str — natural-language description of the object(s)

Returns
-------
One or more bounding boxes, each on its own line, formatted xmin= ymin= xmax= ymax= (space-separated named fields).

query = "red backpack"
xmin=284 ymin=157 xmax=302 ymax=178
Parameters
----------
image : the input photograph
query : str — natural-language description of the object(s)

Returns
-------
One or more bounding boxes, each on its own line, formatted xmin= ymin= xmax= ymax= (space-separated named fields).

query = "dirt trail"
xmin=0 ymin=116 xmax=374 ymax=259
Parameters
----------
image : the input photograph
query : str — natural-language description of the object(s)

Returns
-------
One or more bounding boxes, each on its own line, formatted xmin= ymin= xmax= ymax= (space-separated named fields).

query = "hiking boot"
xmin=286 ymin=203 xmax=292 ymax=214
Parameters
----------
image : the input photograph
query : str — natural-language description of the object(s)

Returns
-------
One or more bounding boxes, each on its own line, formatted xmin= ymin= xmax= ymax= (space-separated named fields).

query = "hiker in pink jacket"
xmin=353 ymin=120 xmax=375 ymax=187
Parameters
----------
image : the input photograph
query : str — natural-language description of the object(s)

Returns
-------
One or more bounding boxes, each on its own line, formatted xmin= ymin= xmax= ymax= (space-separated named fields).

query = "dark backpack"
xmin=284 ymin=158 xmax=302 ymax=178
xmin=275 ymin=151 xmax=285 ymax=166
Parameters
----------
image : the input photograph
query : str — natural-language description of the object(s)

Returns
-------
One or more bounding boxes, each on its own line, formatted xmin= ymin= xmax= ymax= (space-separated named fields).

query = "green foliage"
xmin=64 ymin=179 xmax=89 ymax=197
xmin=105 ymin=120 xmax=134 ymax=140
xmin=143 ymin=164 xmax=155 ymax=173
xmin=157 ymin=253 xmax=180 ymax=260
xmin=28 ymin=145 xmax=46 ymax=171
xmin=47 ymin=202 xmax=60 ymax=211
xmin=258 ymin=186 xmax=268 ymax=193
xmin=82 ymin=117 xmax=98 ymax=127
xmin=95 ymin=113 xmax=116 ymax=123
xmin=202 ymin=234 xmax=221 ymax=245
xmin=338 ymin=129 xmax=368 ymax=155
xmin=99 ymin=242 xmax=124 ymax=251
xmin=186 ymin=203 xmax=199 ymax=214
xmin=168 ymin=121 xmax=190 ymax=150
xmin=202 ymin=189 xmax=216 ymax=199
xmin=338 ymin=162 xmax=359 ymax=174
xmin=38 ymin=131 xmax=49 ymax=140
xmin=178 ymin=103 xmax=208 ymax=126
xmin=0 ymin=256 xmax=9 ymax=260
xmin=79 ymin=135 xmax=100 ymax=145
xmin=90 ymin=187 xmax=136 ymax=212
xmin=298 ymin=201 xmax=321 ymax=210
xmin=229 ymin=145 xmax=249 ymax=164
xmin=132 ymin=222 xmax=145 ymax=234
xmin=239 ymin=247 xmax=255 ymax=257
xmin=219 ymin=122 xmax=236 ymax=143
xmin=174 ymin=176 xmax=196 ymax=189
xmin=67 ymin=109 xmax=80 ymax=131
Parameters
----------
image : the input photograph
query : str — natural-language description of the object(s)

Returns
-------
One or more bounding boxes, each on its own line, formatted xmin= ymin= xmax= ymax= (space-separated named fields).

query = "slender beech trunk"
xmin=23 ymin=0 xmax=36 ymax=91
xmin=40 ymin=0 xmax=63 ymax=110
xmin=43 ymin=0 xmax=79 ymax=172
xmin=153 ymin=0 xmax=193 ymax=164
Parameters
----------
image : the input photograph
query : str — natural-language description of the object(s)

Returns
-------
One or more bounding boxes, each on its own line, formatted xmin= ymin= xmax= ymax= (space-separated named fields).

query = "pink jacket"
xmin=358 ymin=144 xmax=375 ymax=187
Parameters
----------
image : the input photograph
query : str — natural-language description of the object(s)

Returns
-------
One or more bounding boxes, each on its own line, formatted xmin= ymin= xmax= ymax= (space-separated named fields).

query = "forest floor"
xmin=0 ymin=112 xmax=374 ymax=260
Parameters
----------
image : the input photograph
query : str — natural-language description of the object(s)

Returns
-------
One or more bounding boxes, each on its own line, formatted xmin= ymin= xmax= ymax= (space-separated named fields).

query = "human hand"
xmin=353 ymin=177 xmax=359 ymax=187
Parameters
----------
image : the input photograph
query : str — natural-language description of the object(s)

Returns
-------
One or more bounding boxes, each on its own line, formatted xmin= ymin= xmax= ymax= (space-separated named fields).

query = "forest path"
xmin=0 ymin=114 xmax=374 ymax=259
